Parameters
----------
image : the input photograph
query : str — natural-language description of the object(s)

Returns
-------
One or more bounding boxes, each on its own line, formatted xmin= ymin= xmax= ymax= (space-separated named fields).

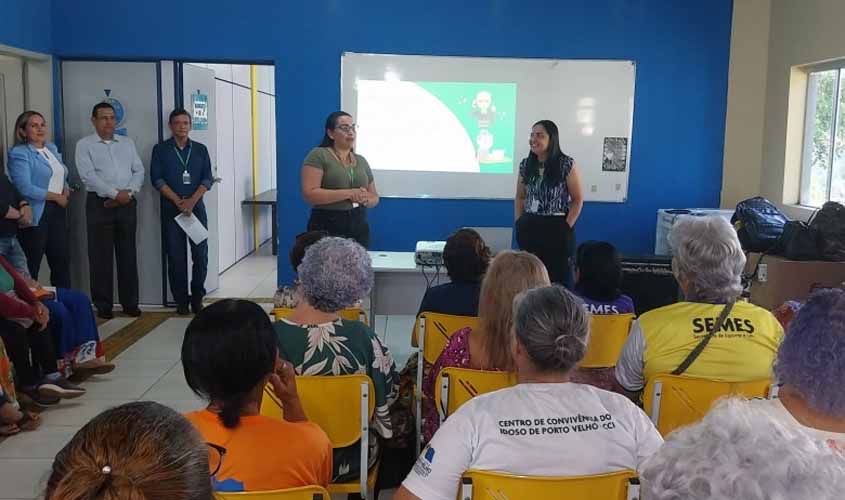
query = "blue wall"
xmin=0 ymin=0 xmax=52 ymax=53
xmin=50 ymin=0 xmax=734 ymax=284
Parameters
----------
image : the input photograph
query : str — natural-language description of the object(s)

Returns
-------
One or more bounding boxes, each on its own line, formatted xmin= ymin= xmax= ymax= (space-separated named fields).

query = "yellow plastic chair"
xmin=642 ymin=374 xmax=779 ymax=436
xmin=459 ymin=469 xmax=640 ymax=500
xmin=412 ymin=312 xmax=480 ymax=453
xmin=434 ymin=367 xmax=516 ymax=424
xmin=273 ymin=307 xmax=368 ymax=325
xmin=260 ymin=375 xmax=377 ymax=499
xmin=216 ymin=485 xmax=330 ymax=499
xmin=580 ymin=314 xmax=635 ymax=368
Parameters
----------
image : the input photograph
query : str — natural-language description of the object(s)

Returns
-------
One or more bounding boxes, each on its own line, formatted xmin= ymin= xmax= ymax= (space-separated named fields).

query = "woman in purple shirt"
xmin=572 ymin=241 xmax=634 ymax=392
xmin=574 ymin=241 xmax=634 ymax=315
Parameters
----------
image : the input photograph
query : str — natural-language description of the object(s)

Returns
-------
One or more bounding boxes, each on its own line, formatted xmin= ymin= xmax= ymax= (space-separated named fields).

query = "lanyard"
xmin=174 ymin=144 xmax=192 ymax=172
xmin=347 ymin=166 xmax=355 ymax=185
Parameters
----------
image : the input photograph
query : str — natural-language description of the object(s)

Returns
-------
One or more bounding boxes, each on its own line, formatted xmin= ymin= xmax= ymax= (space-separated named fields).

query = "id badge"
xmin=182 ymin=170 xmax=191 ymax=185
xmin=530 ymin=199 xmax=540 ymax=213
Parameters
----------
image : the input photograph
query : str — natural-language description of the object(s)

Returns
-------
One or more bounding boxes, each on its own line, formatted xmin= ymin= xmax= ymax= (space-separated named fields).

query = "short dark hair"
xmin=444 ymin=228 xmax=491 ymax=283
xmin=290 ymin=230 xmax=328 ymax=273
xmin=181 ymin=299 xmax=277 ymax=429
xmin=92 ymin=101 xmax=115 ymax=118
xmin=575 ymin=241 xmax=623 ymax=302
xmin=169 ymin=108 xmax=191 ymax=123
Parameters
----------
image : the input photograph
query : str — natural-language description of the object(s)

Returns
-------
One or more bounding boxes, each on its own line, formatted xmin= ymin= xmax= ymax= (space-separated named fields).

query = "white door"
xmin=181 ymin=64 xmax=219 ymax=294
xmin=61 ymin=61 xmax=163 ymax=304
xmin=0 ymin=55 xmax=24 ymax=161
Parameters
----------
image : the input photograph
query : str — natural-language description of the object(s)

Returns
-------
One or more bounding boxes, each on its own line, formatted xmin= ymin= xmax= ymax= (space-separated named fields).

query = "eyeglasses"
xmin=334 ymin=124 xmax=358 ymax=133
xmin=207 ymin=442 xmax=227 ymax=477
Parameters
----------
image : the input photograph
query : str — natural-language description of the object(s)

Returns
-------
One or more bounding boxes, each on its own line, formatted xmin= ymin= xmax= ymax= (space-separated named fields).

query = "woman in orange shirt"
xmin=182 ymin=299 xmax=332 ymax=492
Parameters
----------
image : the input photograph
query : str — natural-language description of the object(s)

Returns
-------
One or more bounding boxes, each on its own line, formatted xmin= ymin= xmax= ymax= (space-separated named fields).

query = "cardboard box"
xmin=745 ymin=253 xmax=845 ymax=309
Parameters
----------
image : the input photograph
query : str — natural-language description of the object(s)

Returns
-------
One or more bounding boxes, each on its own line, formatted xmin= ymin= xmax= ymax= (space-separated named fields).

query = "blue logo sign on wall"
xmin=192 ymin=91 xmax=209 ymax=131
xmin=103 ymin=89 xmax=128 ymax=136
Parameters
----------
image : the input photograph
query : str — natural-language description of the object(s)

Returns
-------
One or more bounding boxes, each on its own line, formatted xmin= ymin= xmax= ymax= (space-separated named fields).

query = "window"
xmin=801 ymin=67 xmax=845 ymax=207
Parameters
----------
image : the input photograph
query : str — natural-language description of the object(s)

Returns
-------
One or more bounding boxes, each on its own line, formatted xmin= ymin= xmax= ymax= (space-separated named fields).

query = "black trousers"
xmin=515 ymin=213 xmax=576 ymax=288
xmin=0 ymin=319 xmax=58 ymax=388
xmin=162 ymin=200 xmax=208 ymax=306
xmin=86 ymin=193 xmax=139 ymax=313
xmin=18 ymin=201 xmax=71 ymax=288
xmin=308 ymin=206 xmax=370 ymax=248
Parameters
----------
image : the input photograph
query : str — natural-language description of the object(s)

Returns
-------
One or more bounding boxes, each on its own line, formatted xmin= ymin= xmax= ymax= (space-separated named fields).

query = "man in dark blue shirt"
xmin=151 ymin=109 xmax=214 ymax=315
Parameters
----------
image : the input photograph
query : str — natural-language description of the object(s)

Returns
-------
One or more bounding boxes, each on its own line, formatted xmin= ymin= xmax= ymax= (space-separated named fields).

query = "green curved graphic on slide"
xmin=417 ymin=82 xmax=517 ymax=174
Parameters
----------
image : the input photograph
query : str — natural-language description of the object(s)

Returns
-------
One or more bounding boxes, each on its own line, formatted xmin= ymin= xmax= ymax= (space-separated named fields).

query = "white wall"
xmin=723 ymin=0 xmax=845 ymax=220
xmin=720 ymin=0 xmax=771 ymax=209
xmin=200 ymin=63 xmax=275 ymax=271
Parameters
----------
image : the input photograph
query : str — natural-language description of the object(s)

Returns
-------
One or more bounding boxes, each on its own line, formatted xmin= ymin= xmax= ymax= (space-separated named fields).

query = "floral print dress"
xmin=273 ymin=318 xmax=400 ymax=482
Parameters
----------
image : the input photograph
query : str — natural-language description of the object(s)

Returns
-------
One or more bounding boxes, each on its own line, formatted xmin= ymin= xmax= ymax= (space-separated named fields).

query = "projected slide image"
xmin=356 ymin=80 xmax=517 ymax=174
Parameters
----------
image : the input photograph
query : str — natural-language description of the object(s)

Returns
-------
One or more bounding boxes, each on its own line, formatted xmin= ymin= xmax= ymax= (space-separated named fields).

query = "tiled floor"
xmin=208 ymin=242 xmax=279 ymax=299
xmin=0 ymin=311 xmax=415 ymax=499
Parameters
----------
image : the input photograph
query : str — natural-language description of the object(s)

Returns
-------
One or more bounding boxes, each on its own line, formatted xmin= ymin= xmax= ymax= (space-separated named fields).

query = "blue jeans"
xmin=0 ymin=237 xmax=29 ymax=276
xmin=45 ymin=288 xmax=101 ymax=367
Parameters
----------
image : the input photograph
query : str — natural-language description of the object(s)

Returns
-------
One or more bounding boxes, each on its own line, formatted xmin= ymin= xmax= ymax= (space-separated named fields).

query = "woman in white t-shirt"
xmin=8 ymin=111 xmax=71 ymax=288
xmin=395 ymin=285 xmax=663 ymax=500
xmin=749 ymin=288 xmax=845 ymax=451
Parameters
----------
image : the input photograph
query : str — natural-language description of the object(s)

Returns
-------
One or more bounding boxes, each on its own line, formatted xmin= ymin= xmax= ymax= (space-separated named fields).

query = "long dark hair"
xmin=524 ymin=120 xmax=564 ymax=185
xmin=182 ymin=299 xmax=278 ymax=429
xmin=318 ymin=111 xmax=352 ymax=147
xmin=576 ymin=241 xmax=624 ymax=302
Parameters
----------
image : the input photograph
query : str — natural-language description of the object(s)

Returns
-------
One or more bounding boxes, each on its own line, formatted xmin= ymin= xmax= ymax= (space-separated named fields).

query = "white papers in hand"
xmin=174 ymin=213 xmax=209 ymax=244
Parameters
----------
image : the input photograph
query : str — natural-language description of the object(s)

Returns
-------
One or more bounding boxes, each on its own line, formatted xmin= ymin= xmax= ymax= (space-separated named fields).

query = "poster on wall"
xmin=192 ymin=91 xmax=208 ymax=130
xmin=102 ymin=89 xmax=128 ymax=136
xmin=602 ymin=137 xmax=628 ymax=172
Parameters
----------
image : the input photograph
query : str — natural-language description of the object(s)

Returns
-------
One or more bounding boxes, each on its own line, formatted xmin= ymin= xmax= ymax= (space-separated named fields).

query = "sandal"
xmin=16 ymin=410 xmax=41 ymax=432
xmin=0 ymin=423 xmax=20 ymax=437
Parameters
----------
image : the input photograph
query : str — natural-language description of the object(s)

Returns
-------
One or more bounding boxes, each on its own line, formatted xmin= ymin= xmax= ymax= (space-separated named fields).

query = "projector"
xmin=415 ymin=241 xmax=446 ymax=266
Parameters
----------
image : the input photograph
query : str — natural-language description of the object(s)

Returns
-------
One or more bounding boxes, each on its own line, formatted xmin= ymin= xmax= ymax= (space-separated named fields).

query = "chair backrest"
xmin=434 ymin=367 xmax=516 ymax=422
xmin=260 ymin=374 xmax=375 ymax=448
xmin=413 ymin=312 xmax=480 ymax=363
xmin=642 ymin=374 xmax=776 ymax=436
xmin=216 ymin=485 xmax=331 ymax=500
xmin=460 ymin=469 xmax=639 ymax=500
xmin=273 ymin=307 xmax=368 ymax=325
xmin=580 ymin=313 xmax=635 ymax=368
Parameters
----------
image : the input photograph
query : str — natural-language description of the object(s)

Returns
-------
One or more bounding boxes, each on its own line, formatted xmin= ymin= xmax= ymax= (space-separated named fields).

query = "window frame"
xmin=799 ymin=63 xmax=845 ymax=207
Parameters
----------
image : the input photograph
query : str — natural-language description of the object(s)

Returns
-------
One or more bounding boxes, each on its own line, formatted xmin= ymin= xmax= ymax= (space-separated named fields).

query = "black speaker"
xmin=621 ymin=255 xmax=681 ymax=316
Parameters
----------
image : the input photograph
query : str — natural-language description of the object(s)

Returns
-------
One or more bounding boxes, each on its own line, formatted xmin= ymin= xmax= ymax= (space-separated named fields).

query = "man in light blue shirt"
xmin=75 ymin=102 xmax=145 ymax=319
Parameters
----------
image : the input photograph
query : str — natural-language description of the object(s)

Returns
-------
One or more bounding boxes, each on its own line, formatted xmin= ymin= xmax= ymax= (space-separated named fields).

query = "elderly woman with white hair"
xmin=641 ymin=397 xmax=845 ymax=499
xmin=615 ymin=216 xmax=783 ymax=395
xmin=747 ymin=288 xmax=845 ymax=449
xmin=273 ymin=236 xmax=399 ymax=483
xmin=395 ymin=286 xmax=663 ymax=500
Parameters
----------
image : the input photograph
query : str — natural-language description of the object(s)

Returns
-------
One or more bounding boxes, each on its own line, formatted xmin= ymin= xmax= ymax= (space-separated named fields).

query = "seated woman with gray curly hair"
xmin=615 ymin=216 xmax=784 ymax=396
xmin=747 ymin=287 xmax=845 ymax=449
xmin=641 ymin=397 xmax=845 ymax=499
xmin=273 ymin=236 xmax=399 ymax=483
xmin=395 ymin=286 xmax=663 ymax=500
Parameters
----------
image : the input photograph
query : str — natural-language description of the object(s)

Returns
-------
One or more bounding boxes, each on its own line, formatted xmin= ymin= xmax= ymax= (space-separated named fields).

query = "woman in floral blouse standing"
xmin=273 ymin=236 xmax=399 ymax=483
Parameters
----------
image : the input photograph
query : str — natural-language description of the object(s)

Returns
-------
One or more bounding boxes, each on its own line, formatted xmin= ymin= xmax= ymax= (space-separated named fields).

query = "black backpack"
xmin=731 ymin=197 xmax=789 ymax=253
xmin=810 ymin=201 xmax=845 ymax=261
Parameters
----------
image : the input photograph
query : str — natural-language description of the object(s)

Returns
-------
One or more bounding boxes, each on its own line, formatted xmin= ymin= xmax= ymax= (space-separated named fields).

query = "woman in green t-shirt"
xmin=273 ymin=236 xmax=399 ymax=482
xmin=301 ymin=111 xmax=379 ymax=248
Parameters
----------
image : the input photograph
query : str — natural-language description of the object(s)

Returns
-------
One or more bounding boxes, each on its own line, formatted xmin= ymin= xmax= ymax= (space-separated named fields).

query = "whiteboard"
xmin=341 ymin=53 xmax=636 ymax=202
